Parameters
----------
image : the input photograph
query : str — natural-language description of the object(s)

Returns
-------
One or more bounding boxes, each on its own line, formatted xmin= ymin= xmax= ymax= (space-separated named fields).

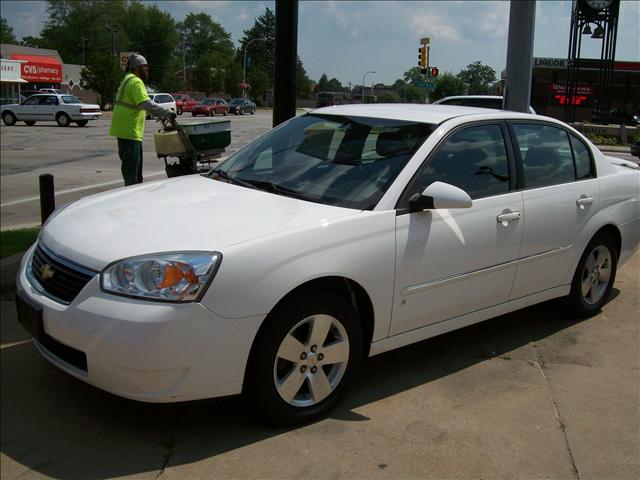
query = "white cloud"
xmin=234 ymin=8 xmax=249 ymax=21
xmin=409 ymin=13 xmax=462 ymax=43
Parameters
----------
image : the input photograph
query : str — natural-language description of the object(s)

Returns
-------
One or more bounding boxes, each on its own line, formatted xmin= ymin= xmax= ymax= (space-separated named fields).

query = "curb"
xmin=0 ymin=251 xmax=25 ymax=292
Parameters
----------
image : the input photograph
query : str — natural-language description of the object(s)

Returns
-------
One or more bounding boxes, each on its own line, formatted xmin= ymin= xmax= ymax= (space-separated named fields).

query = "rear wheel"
xmin=245 ymin=291 xmax=363 ymax=425
xmin=2 ymin=111 xmax=17 ymax=126
xmin=56 ymin=113 xmax=71 ymax=127
xmin=566 ymin=232 xmax=618 ymax=317
xmin=191 ymin=112 xmax=197 ymax=117
xmin=76 ymin=120 xmax=88 ymax=127
xmin=25 ymin=121 xmax=36 ymax=126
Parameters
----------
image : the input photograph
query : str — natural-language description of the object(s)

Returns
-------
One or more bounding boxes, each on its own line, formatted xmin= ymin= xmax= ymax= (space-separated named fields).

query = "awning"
xmin=9 ymin=54 xmax=62 ymax=83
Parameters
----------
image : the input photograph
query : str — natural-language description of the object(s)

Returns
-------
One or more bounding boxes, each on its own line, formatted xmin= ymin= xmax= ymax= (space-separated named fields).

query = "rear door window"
xmin=512 ymin=123 xmax=575 ymax=189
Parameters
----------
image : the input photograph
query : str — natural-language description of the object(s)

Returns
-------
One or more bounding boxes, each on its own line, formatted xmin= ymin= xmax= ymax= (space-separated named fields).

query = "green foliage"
xmin=238 ymin=8 xmax=276 ymax=103
xmin=20 ymin=36 xmax=49 ymax=48
xmin=403 ymin=67 xmax=424 ymax=85
xmin=296 ymin=58 xmax=312 ymax=98
xmin=377 ymin=92 xmax=400 ymax=103
xmin=0 ymin=228 xmax=40 ymax=258
xmin=1 ymin=16 xmax=17 ymax=43
xmin=585 ymin=133 xmax=618 ymax=145
xmin=431 ymin=72 xmax=467 ymax=101
xmin=80 ymin=53 xmax=124 ymax=109
xmin=192 ymin=54 xmax=224 ymax=96
xmin=179 ymin=12 xmax=234 ymax=64
xmin=457 ymin=61 xmax=497 ymax=95
xmin=318 ymin=73 xmax=345 ymax=93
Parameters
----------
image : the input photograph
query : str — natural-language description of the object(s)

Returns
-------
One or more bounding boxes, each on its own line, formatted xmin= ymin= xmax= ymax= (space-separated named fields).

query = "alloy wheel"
xmin=581 ymin=245 xmax=612 ymax=305
xmin=273 ymin=314 xmax=350 ymax=407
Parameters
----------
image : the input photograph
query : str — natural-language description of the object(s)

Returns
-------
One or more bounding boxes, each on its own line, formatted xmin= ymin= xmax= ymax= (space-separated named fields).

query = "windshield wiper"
xmin=243 ymin=179 xmax=308 ymax=199
xmin=209 ymin=168 xmax=256 ymax=189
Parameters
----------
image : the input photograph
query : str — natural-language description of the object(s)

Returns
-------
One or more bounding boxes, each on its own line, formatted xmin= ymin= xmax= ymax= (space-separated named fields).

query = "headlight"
xmin=101 ymin=252 xmax=221 ymax=302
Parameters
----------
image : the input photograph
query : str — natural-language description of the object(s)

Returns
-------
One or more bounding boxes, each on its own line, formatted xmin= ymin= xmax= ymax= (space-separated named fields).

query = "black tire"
xmin=566 ymin=232 xmax=618 ymax=317
xmin=177 ymin=107 xmax=182 ymax=115
xmin=76 ymin=120 xmax=88 ymax=127
xmin=191 ymin=112 xmax=197 ymax=117
xmin=2 ymin=111 xmax=17 ymax=126
xmin=222 ymin=110 xmax=227 ymax=116
xmin=245 ymin=290 xmax=364 ymax=425
xmin=250 ymin=108 xmax=255 ymax=115
xmin=25 ymin=121 xmax=36 ymax=126
xmin=56 ymin=113 xmax=71 ymax=127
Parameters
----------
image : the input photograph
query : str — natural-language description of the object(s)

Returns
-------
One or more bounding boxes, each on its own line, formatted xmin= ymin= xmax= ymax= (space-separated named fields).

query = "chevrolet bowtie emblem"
xmin=40 ymin=264 xmax=55 ymax=281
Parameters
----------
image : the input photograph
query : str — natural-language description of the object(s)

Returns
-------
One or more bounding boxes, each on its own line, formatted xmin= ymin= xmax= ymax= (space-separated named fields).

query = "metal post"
xmin=39 ymin=174 xmax=55 ymax=225
xmin=273 ymin=0 xmax=298 ymax=127
xmin=243 ymin=38 xmax=266 ymax=100
xmin=182 ymin=36 xmax=187 ymax=91
xmin=361 ymin=71 xmax=375 ymax=104
xmin=503 ymin=0 xmax=536 ymax=113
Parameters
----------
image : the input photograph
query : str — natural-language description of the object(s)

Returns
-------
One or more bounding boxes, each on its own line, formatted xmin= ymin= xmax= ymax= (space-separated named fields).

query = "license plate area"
xmin=16 ymin=290 xmax=43 ymax=338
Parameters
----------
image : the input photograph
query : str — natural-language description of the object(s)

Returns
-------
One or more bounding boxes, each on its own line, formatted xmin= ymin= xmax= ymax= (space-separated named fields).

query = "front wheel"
xmin=566 ymin=232 xmax=618 ymax=317
xmin=222 ymin=110 xmax=227 ymax=116
xmin=56 ymin=113 xmax=71 ymax=127
xmin=176 ymin=107 xmax=182 ymax=115
xmin=245 ymin=291 xmax=363 ymax=425
xmin=250 ymin=108 xmax=255 ymax=115
xmin=3 ymin=112 xmax=17 ymax=126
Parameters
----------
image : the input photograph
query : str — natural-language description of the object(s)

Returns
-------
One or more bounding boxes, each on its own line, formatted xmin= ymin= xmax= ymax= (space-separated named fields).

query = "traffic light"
xmin=430 ymin=67 xmax=439 ymax=77
xmin=418 ymin=45 xmax=428 ymax=68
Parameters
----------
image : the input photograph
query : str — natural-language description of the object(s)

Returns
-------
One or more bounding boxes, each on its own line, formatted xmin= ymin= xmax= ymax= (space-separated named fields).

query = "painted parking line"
xmin=0 ymin=171 xmax=166 ymax=208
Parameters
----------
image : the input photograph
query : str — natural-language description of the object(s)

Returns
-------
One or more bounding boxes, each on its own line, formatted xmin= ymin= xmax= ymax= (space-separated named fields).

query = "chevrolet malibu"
xmin=16 ymin=105 xmax=640 ymax=424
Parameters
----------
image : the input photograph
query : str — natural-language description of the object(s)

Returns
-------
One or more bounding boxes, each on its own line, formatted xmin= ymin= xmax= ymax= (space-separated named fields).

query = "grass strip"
xmin=1 ymin=228 xmax=40 ymax=259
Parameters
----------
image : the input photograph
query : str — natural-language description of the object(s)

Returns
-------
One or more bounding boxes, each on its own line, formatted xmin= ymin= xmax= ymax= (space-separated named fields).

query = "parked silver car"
xmin=1 ymin=94 xmax=101 ymax=127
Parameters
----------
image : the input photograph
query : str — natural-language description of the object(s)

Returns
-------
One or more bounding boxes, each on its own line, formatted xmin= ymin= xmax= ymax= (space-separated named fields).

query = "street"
xmin=1 ymin=113 xmax=637 ymax=229
xmin=0 ymin=111 xmax=277 ymax=229
xmin=1 ymin=251 xmax=638 ymax=479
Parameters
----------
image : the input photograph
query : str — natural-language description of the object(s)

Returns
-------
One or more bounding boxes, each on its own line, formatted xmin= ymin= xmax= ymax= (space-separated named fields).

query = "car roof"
xmin=310 ymin=103 xmax=534 ymax=124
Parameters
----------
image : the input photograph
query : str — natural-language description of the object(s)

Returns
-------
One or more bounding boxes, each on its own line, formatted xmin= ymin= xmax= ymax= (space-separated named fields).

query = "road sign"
xmin=417 ymin=81 xmax=436 ymax=89
xmin=119 ymin=51 xmax=135 ymax=70
xmin=421 ymin=37 xmax=430 ymax=45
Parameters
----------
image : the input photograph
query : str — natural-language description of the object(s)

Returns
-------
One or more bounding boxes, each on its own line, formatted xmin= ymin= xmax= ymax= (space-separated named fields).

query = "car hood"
xmin=40 ymin=175 xmax=359 ymax=271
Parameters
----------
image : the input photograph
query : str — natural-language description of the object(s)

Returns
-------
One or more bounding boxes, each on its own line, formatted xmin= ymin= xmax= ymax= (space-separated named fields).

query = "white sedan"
xmin=1 ymin=94 xmax=101 ymax=127
xmin=146 ymin=93 xmax=177 ymax=120
xmin=16 ymin=105 xmax=640 ymax=424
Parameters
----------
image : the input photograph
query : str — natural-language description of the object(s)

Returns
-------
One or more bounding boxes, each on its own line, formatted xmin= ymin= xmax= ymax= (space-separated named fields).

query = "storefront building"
xmin=500 ymin=57 xmax=639 ymax=123
xmin=1 ymin=58 xmax=28 ymax=105
xmin=1 ymin=44 xmax=63 ymax=91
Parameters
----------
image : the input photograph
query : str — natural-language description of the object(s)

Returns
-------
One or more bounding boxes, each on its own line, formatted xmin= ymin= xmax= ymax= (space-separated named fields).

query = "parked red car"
xmin=173 ymin=93 xmax=199 ymax=115
xmin=191 ymin=98 xmax=229 ymax=117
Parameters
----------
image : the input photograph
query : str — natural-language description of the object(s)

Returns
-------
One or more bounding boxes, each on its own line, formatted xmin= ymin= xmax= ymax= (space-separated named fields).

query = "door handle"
xmin=497 ymin=211 xmax=521 ymax=225
xmin=576 ymin=195 xmax=594 ymax=209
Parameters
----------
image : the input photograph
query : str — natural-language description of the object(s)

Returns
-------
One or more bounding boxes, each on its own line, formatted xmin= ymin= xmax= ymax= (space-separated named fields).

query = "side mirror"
xmin=409 ymin=181 xmax=473 ymax=212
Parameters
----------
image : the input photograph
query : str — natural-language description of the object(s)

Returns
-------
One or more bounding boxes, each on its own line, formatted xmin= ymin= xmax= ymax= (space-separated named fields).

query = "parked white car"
xmin=433 ymin=95 xmax=537 ymax=114
xmin=1 ymin=94 xmax=101 ymax=127
xmin=16 ymin=105 xmax=640 ymax=424
xmin=146 ymin=93 xmax=177 ymax=119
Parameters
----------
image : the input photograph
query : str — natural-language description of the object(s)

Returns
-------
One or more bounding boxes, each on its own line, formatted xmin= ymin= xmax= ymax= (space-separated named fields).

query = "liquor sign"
xmin=533 ymin=57 xmax=568 ymax=69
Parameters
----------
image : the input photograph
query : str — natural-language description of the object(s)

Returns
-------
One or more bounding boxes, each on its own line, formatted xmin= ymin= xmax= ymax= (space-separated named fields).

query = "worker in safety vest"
xmin=109 ymin=54 xmax=175 ymax=185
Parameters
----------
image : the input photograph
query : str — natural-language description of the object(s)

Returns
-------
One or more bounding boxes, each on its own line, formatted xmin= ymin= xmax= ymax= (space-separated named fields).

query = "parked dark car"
xmin=631 ymin=140 xmax=640 ymax=158
xmin=229 ymin=98 xmax=256 ymax=115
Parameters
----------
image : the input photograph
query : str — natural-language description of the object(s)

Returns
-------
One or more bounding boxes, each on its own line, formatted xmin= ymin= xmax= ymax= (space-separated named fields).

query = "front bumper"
xmin=16 ymin=246 xmax=264 ymax=403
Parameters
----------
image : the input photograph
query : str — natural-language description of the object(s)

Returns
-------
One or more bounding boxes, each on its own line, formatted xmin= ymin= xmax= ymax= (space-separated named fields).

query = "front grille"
xmin=30 ymin=243 xmax=97 ymax=304
xmin=38 ymin=332 xmax=88 ymax=372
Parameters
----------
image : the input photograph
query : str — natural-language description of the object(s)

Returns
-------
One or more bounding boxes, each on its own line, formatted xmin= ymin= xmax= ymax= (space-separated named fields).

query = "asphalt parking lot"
xmin=0 ymin=111 xmax=277 ymax=228
xmin=1 ymin=250 xmax=638 ymax=479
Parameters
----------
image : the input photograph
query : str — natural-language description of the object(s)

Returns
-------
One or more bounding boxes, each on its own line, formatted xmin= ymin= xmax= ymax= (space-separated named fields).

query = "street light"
xmin=243 ymin=37 xmax=266 ymax=100
xmin=362 ymin=70 xmax=375 ymax=104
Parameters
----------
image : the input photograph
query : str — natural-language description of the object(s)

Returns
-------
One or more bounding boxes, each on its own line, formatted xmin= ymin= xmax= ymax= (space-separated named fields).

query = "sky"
xmin=1 ymin=0 xmax=639 ymax=87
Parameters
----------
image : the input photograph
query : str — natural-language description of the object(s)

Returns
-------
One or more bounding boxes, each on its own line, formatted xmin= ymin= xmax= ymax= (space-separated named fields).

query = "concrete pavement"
xmin=1 ymin=251 xmax=638 ymax=479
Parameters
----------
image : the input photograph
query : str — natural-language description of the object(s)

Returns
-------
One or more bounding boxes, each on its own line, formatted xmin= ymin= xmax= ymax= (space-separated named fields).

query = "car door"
xmin=38 ymin=95 xmax=59 ymax=121
xmin=391 ymin=122 xmax=524 ymax=336
xmin=16 ymin=95 xmax=40 ymax=120
xmin=508 ymin=122 xmax=599 ymax=299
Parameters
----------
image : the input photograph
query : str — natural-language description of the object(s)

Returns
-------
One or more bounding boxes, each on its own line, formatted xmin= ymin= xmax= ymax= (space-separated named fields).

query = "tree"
xmin=80 ymin=53 xmax=124 ymax=109
xmin=296 ymin=57 xmax=312 ymax=98
xmin=457 ymin=61 xmax=497 ymax=95
xmin=238 ymin=8 xmax=275 ymax=102
xmin=377 ymin=92 xmax=400 ymax=103
xmin=403 ymin=67 xmax=424 ymax=85
xmin=20 ymin=36 xmax=49 ymax=48
xmin=179 ymin=13 xmax=234 ymax=67
xmin=1 ymin=16 xmax=17 ymax=44
xmin=431 ymin=72 xmax=467 ymax=101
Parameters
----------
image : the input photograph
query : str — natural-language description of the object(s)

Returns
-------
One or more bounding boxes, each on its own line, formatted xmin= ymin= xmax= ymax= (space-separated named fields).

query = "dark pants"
xmin=117 ymin=138 xmax=143 ymax=186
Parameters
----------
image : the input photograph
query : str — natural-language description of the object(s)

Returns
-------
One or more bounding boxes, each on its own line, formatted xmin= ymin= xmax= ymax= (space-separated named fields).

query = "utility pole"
xmin=181 ymin=35 xmax=187 ymax=92
xmin=503 ymin=0 xmax=536 ymax=113
xmin=273 ymin=0 xmax=298 ymax=127
xmin=80 ymin=37 xmax=87 ymax=65
xmin=243 ymin=37 xmax=266 ymax=100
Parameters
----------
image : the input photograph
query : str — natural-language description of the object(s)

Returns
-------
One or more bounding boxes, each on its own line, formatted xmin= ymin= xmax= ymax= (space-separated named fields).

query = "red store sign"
xmin=9 ymin=54 xmax=62 ymax=83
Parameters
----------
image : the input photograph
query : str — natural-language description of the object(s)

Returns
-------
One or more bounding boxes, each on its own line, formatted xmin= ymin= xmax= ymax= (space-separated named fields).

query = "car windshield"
xmin=201 ymin=99 xmax=214 ymax=105
xmin=211 ymin=114 xmax=435 ymax=210
xmin=61 ymin=96 xmax=82 ymax=104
